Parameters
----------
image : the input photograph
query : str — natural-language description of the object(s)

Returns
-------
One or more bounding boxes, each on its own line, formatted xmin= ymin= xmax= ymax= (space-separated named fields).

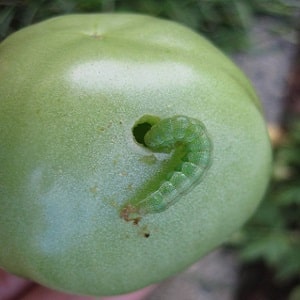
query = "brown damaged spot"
xmin=89 ymin=185 xmax=98 ymax=196
xmin=139 ymin=225 xmax=151 ymax=238
xmin=120 ymin=204 xmax=141 ymax=225
xmin=91 ymin=34 xmax=103 ymax=39
xmin=126 ymin=184 xmax=134 ymax=191
xmin=120 ymin=208 xmax=152 ymax=238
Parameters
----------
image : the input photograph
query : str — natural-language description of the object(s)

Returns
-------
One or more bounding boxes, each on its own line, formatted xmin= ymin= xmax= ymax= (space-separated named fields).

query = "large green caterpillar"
xmin=120 ymin=115 xmax=213 ymax=223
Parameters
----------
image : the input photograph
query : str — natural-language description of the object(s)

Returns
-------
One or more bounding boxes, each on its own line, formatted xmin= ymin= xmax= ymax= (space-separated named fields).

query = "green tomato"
xmin=0 ymin=13 xmax=271 ymax=296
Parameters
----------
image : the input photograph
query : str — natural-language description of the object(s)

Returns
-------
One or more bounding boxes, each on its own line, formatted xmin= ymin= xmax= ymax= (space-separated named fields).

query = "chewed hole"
xmin=132 ymin=122 xmax=152 ymax=146
xmin=132 ymin=115 xmax=160 ymax=147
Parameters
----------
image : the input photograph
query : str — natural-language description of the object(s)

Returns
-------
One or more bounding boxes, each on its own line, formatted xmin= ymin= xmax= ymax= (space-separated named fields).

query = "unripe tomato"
xmin=0 ymin=13 xmax=271 ymax=296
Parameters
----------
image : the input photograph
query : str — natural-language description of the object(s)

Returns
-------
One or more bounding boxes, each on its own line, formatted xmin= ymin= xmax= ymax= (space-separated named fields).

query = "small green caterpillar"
xmin=120 ymin=115 xmax=212 ymax=223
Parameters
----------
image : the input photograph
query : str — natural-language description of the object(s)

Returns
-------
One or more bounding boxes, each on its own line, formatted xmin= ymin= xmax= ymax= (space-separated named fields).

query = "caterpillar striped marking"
xmin=120 ymin=115 xmax=213 ymax=223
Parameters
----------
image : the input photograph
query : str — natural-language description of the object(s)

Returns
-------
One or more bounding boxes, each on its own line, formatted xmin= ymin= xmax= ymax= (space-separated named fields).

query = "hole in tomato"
xmin=132 ymin=115 xmax=160 ymax=147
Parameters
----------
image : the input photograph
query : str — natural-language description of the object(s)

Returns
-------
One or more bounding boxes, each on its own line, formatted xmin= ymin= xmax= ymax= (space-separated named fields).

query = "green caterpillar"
xmin=120 ymin=115 xmax=212 ymax=222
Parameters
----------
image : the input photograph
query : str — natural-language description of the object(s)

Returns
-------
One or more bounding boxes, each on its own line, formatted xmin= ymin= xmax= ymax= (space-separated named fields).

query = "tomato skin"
xmin=0 ymin=14 xmax=271 ymax=296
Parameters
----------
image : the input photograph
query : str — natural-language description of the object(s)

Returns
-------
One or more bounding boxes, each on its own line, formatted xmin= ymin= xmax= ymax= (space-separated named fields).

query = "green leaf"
xmin=276 ymin=246 xmax=300 ymax=279
xmin=0 ymin=6 xmax=15 ymax=39
xmin=289 ymin=285 xmax=300 ymax=300
xmin=240 ymin=232 xmax=291 ymax=264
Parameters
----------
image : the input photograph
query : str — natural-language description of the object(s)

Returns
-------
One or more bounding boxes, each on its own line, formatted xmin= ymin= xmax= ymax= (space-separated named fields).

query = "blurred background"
xmin=0 ymin=1 xmax=299 ymax=299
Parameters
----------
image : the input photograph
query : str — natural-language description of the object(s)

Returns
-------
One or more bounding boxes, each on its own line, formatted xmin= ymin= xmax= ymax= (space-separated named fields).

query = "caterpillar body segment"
xmin=120 ymin=115 xmax=212 ymax=222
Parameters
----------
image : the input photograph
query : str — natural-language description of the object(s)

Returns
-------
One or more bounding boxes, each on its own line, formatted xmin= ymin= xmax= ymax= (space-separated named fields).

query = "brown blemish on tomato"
xmin=91 ymin=34 xmax=103 ymax=39
xmin=138 ymin=225 xmax=151 ymax=238
xmin=127 ymin=184 xmax=134 ymax=191
xmin=120 ymin=204 xmax=141 ymax=224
